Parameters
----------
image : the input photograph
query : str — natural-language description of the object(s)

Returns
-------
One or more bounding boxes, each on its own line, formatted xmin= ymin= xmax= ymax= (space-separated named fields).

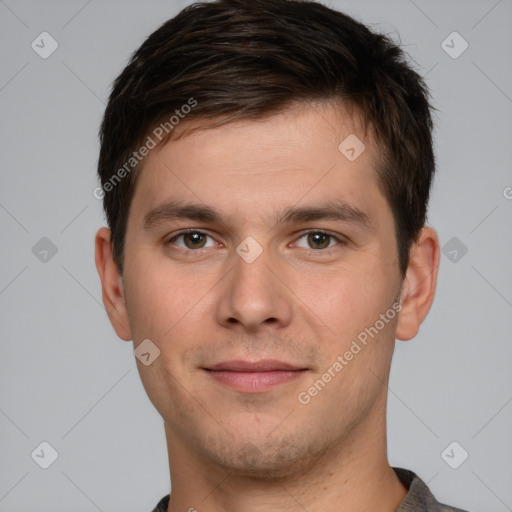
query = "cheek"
xmin=294 ymin=263 xmax=392 ymax=342
xmin=123 ymin=249 xmax=213 ymax=341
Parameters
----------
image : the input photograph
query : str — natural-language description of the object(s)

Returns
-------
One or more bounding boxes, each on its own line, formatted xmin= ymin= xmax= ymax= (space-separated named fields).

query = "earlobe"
xmin=395 ymin=227 xmax=440 ymax=341
xmin=95 ymin=227 xmax=132 ymax=341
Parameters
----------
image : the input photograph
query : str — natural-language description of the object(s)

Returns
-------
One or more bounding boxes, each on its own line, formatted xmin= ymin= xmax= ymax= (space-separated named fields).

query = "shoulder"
xmin=394 ymin=467 xmax=470 ymax=512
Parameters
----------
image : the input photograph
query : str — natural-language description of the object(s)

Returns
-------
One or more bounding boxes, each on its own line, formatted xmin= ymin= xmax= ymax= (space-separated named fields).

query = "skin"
xmin=95 ymin=101 xmax=440 ymax=512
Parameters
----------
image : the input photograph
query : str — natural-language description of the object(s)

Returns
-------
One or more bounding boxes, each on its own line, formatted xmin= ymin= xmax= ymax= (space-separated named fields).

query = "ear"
xmin=395 ymin=226 xmax=440 ymax=341
xmin=95 ymin=227 xmax=132 ymax=341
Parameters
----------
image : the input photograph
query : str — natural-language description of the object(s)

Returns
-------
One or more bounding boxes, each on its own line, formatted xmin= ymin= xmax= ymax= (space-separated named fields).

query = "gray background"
xmin=1 ymin=0 xmax=511 ymax=511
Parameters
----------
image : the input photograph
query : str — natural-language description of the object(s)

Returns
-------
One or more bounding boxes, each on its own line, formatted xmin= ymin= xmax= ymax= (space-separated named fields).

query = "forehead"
xmin=128 ymin=101 xmax=388 ymax=226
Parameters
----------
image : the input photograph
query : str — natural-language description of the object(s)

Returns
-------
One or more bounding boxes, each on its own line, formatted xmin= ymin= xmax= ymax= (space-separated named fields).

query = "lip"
xmin=204 ymin=360 xmax=308 ymax=393
xmin=208 ymin=359 xmax=304 ymax=372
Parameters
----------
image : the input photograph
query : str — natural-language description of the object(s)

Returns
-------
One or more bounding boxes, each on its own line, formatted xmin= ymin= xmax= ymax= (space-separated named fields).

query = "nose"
xmin=215 ymin=242 xmax=293 ymax=333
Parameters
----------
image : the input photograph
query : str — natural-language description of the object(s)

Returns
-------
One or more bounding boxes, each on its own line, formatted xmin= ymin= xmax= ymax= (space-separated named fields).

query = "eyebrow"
xmin=143 ymin=199 xmax=370 ymax=230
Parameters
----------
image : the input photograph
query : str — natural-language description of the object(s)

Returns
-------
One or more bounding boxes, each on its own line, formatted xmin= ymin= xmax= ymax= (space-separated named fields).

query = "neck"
xmin=164 ymin=403 xmax=407 ymax=512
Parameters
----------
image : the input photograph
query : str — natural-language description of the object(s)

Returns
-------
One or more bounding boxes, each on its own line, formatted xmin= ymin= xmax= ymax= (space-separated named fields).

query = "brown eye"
xmin=183 ymin=232 xmax=207 ymax=249
xmin=168 ymin=231 xmax=215 ymax=250
xmin=293 ymin=231 xmax=345 ymax=251
xmin=307 ymin=232 xmax=331 ymax=249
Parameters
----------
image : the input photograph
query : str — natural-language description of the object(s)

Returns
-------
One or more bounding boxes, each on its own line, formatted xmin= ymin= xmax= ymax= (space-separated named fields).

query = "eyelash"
xmin=165 ymin=229 xmax=347 ymax=254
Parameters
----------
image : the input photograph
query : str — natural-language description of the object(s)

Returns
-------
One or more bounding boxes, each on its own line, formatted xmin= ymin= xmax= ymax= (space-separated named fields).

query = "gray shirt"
xmin=150 ymin=467 xmax=469 ymax=511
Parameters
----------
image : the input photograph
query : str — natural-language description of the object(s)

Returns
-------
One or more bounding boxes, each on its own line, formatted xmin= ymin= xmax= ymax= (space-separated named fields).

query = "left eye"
xmin=168 ymin=231 xmax=216 ymax=250
xmin=294 ymin=231 xmax=341 ymax=250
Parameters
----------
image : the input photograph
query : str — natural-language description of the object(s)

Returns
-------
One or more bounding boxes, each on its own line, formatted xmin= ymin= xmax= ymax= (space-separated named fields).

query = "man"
xmin=94 ymin=1 xmax=469 ymax=510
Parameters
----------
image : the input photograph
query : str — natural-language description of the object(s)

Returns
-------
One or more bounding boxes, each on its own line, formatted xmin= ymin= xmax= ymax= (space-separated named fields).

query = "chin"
xmin=203 ymin=434 xmax=329 ymax=481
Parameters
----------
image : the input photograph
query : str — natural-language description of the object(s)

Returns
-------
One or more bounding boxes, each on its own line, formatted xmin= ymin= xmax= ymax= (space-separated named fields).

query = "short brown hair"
xmin=97 ymin=0 xmax=435 ymax=275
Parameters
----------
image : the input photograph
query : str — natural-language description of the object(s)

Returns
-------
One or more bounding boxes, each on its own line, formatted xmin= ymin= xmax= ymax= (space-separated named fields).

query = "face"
xmin=97 ymin=102 xmax=435 ymax=479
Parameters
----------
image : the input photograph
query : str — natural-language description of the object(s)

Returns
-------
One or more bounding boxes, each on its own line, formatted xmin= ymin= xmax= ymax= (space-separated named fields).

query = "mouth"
xmin=202 ymin=360 xmax=308 ymax=393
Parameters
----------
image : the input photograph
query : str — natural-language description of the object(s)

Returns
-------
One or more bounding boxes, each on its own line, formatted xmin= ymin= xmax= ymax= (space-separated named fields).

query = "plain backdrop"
xmin=1 ymin=1 xmax=511 ymax=511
